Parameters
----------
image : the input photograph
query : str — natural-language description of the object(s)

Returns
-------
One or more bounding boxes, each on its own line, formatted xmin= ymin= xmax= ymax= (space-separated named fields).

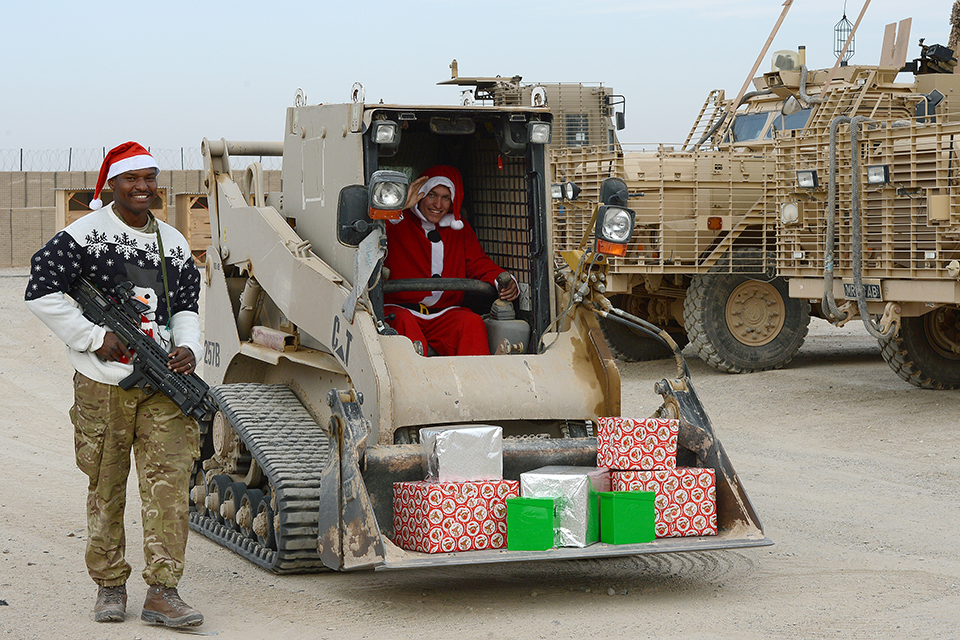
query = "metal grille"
xmin=551 ymin=145 xmax=776 ymax=274
xmin=777 ymin=113 xmax=960 ymax=284
xmin=802 ymin=76 xmax=918 ymax=135
xmin=683 ymin=89 xmax=730 ymax=151
xmin=462 ymin=137 xmax=532 ymax=284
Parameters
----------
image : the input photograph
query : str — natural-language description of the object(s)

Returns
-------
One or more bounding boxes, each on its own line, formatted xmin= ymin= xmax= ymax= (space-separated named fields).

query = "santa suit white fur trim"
xmin=415 ymin=217 xmax=444 ymax=307
xmin=106 ymin=155 xmax=161 ymax=181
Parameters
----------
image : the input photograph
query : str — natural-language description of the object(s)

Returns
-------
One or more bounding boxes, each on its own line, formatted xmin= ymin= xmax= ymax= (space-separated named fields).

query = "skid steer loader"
xmin=189 ymin=84 xmax=770 ymax=572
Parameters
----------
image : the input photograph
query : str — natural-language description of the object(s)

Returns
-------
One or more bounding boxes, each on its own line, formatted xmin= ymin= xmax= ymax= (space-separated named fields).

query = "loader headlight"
xmin=595 ymin=204 xmax=635 ymax=256
xmin=866 ymin=164 xmax=890 ymax=185
xmin=368 ymin=170 xmax=409 ymax=220
xmin=528 ymin=121 xmax=552 ymax=145
xmin=797 ymin=169 xmax=819 ymax=189
xmin=372 ymin=121 xmax=401 ymax=156
xmin=371 ymin=181 xmax=405 ymax=209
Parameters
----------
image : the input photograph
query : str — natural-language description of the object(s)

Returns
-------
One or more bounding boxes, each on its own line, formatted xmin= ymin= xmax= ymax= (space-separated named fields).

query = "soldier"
xmin=24 ymin=142 xmax=204 ymax=627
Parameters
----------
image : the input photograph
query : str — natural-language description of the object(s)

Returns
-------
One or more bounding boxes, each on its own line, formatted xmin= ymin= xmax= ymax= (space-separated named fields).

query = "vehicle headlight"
xmin=371 ymin=181 xmax=405 ymax=209
xmin=600 ymin=207 xmax=634 ymax=242
xmin=866 ymin=164 xmax=890 ymax=185
xmin=781 ymin=202 xmax=800 ymax=225
xmin=528 ymin=121 xmax=552 ymax=144
xmin=367 ymin=169 xmax=409 ymax=220
xmin=372 ymin=121 xmax=401 ymax=156
xmin=595 ymin=205 xmax=635 ymax=256
xmin=551 ymin=181 xmax=582 ymax=201
xmin=796 ymin=169 xmax=819 ymax=189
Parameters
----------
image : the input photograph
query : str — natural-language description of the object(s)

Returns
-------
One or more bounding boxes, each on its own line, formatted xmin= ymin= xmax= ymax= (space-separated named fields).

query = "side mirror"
xmin=600 ymin=177 xmax=630 ymax=207
xmin=496 ymin=118 xmax=528 ymax=156
xmin=781 ymin=95 xmax=803 ymax=117
xmin=337 ymin=185 xmax=371 ymax=247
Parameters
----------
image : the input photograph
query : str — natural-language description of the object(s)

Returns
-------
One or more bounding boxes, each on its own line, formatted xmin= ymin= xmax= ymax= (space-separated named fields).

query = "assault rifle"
xmin=68 ymin=276 xmax=217 ymax=430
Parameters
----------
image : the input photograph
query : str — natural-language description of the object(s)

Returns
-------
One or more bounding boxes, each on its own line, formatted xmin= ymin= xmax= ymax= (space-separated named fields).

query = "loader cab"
xmin=340 ymin=106 xmax=555 ymax=352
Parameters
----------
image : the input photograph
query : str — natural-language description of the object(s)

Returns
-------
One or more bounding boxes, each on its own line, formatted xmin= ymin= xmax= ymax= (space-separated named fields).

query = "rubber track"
xmin=189 ymin=383 xmax=331 ymax=573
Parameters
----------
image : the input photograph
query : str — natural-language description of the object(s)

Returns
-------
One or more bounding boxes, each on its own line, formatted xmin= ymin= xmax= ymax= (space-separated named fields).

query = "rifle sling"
xmin=153 ymin=220 xmax=175 ymax=346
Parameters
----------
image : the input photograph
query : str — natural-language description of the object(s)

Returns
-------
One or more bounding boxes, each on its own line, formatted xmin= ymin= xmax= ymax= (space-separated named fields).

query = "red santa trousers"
xmin=387 ymin=306 xmax=490 ymax=356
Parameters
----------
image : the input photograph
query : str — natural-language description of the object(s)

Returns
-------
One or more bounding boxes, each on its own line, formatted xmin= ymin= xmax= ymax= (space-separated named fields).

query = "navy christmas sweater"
xmin=24 ymin=204 xmax=202 ymax=386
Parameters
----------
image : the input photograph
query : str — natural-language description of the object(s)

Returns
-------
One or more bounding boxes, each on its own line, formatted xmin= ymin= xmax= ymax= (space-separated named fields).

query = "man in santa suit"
xmin=383 ymin=165 xmax=519 ymax=356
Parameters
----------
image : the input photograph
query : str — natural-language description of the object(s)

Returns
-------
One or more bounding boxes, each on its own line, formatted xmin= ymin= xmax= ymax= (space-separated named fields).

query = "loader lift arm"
xmin=586 ymin=294 xmax=765 ymax=536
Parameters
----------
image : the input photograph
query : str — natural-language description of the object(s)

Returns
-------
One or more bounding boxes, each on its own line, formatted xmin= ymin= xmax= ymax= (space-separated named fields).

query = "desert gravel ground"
xmin=1 ymin=266 xmax=958 ymax=639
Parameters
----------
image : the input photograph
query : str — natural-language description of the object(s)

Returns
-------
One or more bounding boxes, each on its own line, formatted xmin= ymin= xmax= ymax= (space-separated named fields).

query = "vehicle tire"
xmin=878 ymin=307 xmax=960 ymax=389
xmin=683 ymin=250 xmax=810 ymax=373
xmin=598 ymin=295 xmax=689 ymax=362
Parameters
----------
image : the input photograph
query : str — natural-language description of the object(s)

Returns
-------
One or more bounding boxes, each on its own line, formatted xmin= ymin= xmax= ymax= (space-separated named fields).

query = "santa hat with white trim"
xmin=414 ymin=165 xmax=465 ymax=230
xmin=89 ymin=141 xmax=161 ymax=210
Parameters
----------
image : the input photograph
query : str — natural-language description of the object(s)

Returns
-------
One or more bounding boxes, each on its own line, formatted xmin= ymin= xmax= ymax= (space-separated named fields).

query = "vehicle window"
xmin=768 ymin=108 xmax=813 ymax=138
xmin=729 ymin=113 xmax=770 ymax=143
xmin=565 ymin=113 xmax=589 ymax=146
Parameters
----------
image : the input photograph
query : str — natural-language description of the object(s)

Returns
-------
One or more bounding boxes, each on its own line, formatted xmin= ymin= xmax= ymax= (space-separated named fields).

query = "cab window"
xmin=767 ymin=108 xmax=813 ymax=138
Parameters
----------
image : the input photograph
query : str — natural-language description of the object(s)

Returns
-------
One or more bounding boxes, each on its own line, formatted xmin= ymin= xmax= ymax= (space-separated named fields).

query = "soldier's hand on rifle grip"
xmin=95 ymin=332 xmax=132 ymax=362
xmin=167 ymin=346 xmax=196 ymax=375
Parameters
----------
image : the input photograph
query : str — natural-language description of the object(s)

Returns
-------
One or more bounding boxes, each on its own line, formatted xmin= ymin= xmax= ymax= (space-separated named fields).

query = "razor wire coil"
xmin=0 ymin=148 xmax=281 ymax=172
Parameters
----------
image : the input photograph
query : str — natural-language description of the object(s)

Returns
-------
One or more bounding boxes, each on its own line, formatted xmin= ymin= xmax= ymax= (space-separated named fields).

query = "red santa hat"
xmin=89 ymin=141 xmax=161 ymax=210
xmin=415 ymin=165 xmax=465 ymax=230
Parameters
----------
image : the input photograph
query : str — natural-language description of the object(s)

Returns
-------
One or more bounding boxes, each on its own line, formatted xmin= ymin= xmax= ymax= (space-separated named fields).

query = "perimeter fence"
xmin=0 ymin=148 xmax=282 ymax=172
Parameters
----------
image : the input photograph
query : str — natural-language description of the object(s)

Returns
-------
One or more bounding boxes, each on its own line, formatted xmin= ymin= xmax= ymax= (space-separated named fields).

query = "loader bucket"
xmin=317 ymin=378 xmax=770 ymax=571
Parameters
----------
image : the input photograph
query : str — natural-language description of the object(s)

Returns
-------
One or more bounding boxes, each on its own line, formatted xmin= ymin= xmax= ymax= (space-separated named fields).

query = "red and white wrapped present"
xmin=611 ymin=467 xmax=716 ymax=537
xmin=392 ymin=480 xmax=520 ymax=553
xmin=596 ymin=417 xmax=678 ymax=470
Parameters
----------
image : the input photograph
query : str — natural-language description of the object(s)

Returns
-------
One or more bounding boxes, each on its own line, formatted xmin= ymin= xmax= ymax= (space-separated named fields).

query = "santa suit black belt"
xmin=387 ymin=302 xmax=455 ymax=317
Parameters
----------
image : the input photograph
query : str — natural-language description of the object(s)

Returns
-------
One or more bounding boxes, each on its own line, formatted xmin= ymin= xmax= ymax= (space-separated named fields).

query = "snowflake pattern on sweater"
xmin=25 ymin=206 xmax=200 ymax=326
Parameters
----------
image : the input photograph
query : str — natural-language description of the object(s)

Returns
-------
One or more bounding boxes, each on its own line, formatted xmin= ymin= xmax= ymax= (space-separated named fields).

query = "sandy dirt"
xmin=1 ymin=266 xmax=958 ymax=640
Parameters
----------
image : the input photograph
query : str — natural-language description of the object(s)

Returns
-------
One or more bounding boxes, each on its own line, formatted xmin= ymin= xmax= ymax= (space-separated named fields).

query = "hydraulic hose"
xmin=586 ymin=298 xmax=689 ymax=380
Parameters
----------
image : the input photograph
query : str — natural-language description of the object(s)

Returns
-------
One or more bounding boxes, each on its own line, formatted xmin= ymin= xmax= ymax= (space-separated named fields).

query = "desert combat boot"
xmin=94 ymin=584 xmax=127 ymax=622
xmin=140 ymin=585 xmax=204 ymax=627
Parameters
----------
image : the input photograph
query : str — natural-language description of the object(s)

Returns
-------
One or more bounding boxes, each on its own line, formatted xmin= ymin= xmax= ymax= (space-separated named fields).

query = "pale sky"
xmin=0 ymin=0 xmax=951 ymax=153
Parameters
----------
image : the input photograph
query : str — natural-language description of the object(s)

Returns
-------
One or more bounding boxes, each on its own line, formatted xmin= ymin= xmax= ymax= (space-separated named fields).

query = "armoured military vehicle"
xmin=188 ymin=84 xmax=769 ymax=572
xmin=539 ymin=12 xmax=960 ymax=388
xmin=776 ymin=36 xmax=960 ymax=389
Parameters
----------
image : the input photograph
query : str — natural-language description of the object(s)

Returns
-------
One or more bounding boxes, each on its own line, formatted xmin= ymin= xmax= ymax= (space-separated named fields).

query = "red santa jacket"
xmin=383 ymin=209 xmax=503 ymax=311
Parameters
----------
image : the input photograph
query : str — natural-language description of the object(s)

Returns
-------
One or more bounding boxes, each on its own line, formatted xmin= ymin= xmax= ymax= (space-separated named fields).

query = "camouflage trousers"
xmin=69 ymin=372 xmax=200 ymax=588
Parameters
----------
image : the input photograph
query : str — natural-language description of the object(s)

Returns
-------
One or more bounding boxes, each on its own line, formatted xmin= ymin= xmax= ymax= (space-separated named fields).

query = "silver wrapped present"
xmin=420 ymin=425 xmax=503 ymax=483
xmin=519 ymin=466 xmax=611 ymax=547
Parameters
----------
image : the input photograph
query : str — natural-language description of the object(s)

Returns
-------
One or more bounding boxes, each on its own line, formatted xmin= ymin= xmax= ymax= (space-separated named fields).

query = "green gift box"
xmin=599 ymin=491 xmax=655 ymax=545
xmin=507 ymin=497 xmax=559 ymax=550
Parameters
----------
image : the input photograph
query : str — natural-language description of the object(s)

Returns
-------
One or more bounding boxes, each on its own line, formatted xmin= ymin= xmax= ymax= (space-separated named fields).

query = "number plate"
xmin=843 ymin=282 xmax=882 ymax=301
